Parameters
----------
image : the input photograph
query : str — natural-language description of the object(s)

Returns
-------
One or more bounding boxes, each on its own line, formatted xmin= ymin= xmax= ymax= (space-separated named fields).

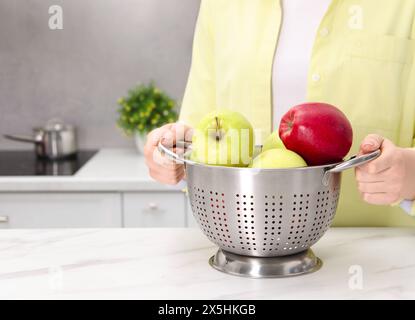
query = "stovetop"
xmin=0 ymin=150 xmax=98 ymax=176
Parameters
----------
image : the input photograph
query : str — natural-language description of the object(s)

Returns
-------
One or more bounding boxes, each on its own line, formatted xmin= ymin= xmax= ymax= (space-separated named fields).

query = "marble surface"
xmin=0 ymin=149 xmax=181 ymax=192
xmin=0 ymin=228 xmax=414 ymax=300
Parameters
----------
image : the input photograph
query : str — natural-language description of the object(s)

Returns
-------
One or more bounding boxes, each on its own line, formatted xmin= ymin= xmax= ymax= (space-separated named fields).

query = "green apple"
xmin=262 ymin=131 xmax=286 ymax=152
xmin=251 ymin=149 xmax=307 ymax=169
xmin=191 ymin=109 xmax=254 ymax=167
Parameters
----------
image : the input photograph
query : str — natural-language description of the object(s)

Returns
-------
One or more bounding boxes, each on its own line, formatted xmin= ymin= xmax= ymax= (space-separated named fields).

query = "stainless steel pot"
xmin=4 ymin=120 xmax=78 ymax=159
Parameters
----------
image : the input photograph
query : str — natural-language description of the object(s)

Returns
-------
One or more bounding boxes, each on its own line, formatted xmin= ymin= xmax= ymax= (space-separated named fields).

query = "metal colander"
xmin=159 ymin=142 xmax=380 ymax=258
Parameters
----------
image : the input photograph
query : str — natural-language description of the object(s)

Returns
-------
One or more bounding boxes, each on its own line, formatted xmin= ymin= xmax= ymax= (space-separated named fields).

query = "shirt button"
xmin=320 ymin=27 xmax=330 ymax=37
xmin=312 ymin=73 xmax=321 ymax=82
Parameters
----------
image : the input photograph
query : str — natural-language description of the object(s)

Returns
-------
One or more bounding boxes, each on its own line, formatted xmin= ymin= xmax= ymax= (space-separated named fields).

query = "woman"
xmin=145 ymin=0 xmax=415 ymax=226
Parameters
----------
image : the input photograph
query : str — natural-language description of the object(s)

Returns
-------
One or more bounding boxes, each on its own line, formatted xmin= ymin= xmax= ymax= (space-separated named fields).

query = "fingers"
xmin=356 ymin=164 xmax=403 ymax=203
xmin=149 ymin=165 xmax=185 ymax=185
xmin=185 ymin=126 xmax=194 ymax=142
xmin=144 ymin=123 xmax=191 ymax=185
xmin=360 ymin=193 xmax=401 ymax=206
xmin=145 ymin=123 xmax=186 ymax=164
xmin=163 ymin=123 xmax=194 ymax=146
xmin=146 ymin=148 xmax=185 ymax=185
xmin=147 ymin=124 xmax=174 ymax=147
xmin=149 ymin=169 xmax=185 ymax=185
xmin=357 ymin=180 xmax=399 ymax=194
xmin=358 ymin=138 xmax=395 ymax=174
xmin=146 ymin=147 xmax=177 ymax=168
xmin=355 ymin=135 xmax=405 ymax=205
xmin=359 ymin=134 xmax=384 ymax=154
xmin=355 ymin=166 xmax=391 ymax=183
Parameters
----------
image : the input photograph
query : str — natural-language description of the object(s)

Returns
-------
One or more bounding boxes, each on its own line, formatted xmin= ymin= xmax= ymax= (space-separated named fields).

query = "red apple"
xmin=279 ymin=103 xmax=353 ymax=166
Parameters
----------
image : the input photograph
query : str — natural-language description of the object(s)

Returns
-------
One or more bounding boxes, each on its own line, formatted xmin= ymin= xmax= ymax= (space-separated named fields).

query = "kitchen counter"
xmin=0 ymin=228 xmax=414 ymax=300
xmin=0 ymin=149 xmax=181 ymax=192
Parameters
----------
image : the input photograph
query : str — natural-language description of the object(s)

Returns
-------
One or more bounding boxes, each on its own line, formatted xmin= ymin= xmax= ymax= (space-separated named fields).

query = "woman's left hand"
xmin=355 ymin=134 xmax=415 ymax=205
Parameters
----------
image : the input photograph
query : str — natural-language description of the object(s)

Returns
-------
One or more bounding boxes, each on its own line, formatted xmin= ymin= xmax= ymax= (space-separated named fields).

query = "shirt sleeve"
xmin=179 ymin=0 xmax=216 ymax=127
xmin=399 ymin=200 xmax=415 ymax=217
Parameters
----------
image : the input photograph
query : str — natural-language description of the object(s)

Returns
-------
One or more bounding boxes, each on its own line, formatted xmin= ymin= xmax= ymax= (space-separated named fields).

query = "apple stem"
xmin=215 ymin=116 xmax=221 ymax=141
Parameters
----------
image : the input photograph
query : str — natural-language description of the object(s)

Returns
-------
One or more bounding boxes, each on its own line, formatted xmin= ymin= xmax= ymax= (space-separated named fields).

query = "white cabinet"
xmin=0 ymin=193 xmax=122 ymax=228
xmin=123 ymin=192 xmax=186 ymax=227
xmin=0 ymin=192 xmax=190 ymax=229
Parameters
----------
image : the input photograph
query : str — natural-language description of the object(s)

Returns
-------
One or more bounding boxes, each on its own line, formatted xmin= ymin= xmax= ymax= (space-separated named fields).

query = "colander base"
xmin=209 ymin=249 xmax=322 ymax=278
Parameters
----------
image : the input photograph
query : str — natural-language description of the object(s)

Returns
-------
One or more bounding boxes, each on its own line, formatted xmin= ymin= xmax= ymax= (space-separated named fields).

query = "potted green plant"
xmin=117 ymin=83 xmax=178 ymax=153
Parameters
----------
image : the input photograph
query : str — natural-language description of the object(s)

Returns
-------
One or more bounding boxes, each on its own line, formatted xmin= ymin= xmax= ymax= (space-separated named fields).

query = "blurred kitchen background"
xmin=0 ymin=0 xmax=201 ymax=229
xmin=0 ymin=0 xmax=199 ymax=150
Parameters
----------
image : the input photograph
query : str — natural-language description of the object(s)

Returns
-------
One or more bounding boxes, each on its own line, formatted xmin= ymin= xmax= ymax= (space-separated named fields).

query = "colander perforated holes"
xmin=195 ymin=189 xmax=235 ymax=249
xmin=189 ymin=173 xmax=341 ymax=257
xmin=303 ymin=188 xmax=337 ymax=247
xmin=286 ymin=194 xmax=311 ymax=249
xmin=236 ymin=194 xmax=257 ymax=251
xmin=262 ymin=195 xmax=283 ymax=252
xmin=323 ymin=186 xmax=340 ymax=231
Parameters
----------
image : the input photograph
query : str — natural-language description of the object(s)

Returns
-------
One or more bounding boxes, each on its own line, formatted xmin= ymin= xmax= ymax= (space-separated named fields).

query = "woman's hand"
xmin=355 ymin=134 xmax=415 ymax=205
xmin=144 ymin=123 xmax=193 ymax=185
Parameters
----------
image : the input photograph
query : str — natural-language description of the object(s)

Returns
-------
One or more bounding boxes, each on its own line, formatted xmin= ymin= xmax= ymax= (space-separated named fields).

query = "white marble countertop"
xmin=0 ymin=227 xmax=414 ymax=300
xmin=0 ymin=149 xmax=180 ymax=192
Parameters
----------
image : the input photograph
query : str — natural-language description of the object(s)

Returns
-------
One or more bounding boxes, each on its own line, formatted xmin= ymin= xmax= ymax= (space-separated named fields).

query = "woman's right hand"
xmin=144 ymin=123 xmax=193 ymax=185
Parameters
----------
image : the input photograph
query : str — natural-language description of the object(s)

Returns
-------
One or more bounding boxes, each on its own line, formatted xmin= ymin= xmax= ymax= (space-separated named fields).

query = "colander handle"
xmin=158 ymin=140 xmax=195 ymax=165
xmin=326 ymin=149 xmax=381 ymax=174
xmin=322 ymin=149 xmax=381 ymax=186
